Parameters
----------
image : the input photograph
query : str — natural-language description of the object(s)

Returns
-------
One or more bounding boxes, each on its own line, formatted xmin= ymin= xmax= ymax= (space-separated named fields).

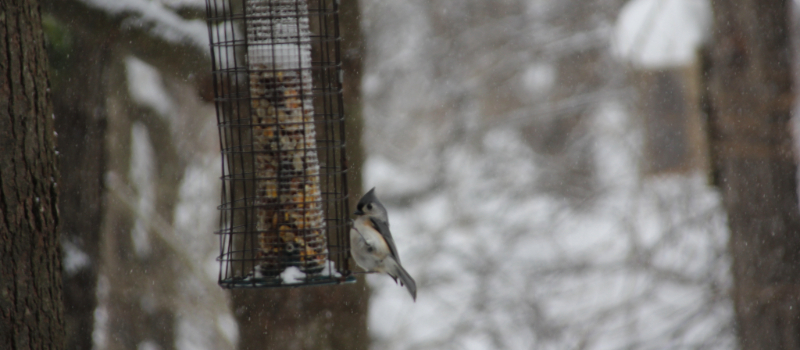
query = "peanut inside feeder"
xmin=247 ymin=0 xmax=327 ymax=276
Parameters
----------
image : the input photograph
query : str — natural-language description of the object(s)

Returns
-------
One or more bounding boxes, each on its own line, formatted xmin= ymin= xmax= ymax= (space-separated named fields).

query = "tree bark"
xmin=705 ymin=1 xmax=800 ymax=349
xmin=231 ymin=1 xmax=370 ymax=349
xmin=0 ymin=0 xmax=65 ymax=349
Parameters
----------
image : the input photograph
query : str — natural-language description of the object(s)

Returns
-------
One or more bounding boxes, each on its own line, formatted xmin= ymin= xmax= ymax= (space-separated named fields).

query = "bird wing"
xmin=370 ymin=217 xmax=401 ymax=264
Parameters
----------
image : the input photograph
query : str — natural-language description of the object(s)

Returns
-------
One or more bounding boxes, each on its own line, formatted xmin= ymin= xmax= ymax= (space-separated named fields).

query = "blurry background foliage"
xmin=32 ymin=0 xmax=800 ymax=349
xmin=42 ymin=15 xmax=73 ymax=73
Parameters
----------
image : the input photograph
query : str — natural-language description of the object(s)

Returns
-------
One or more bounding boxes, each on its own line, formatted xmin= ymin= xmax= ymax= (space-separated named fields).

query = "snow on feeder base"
xmin=207 ymin=0 xmax=354 ymax=288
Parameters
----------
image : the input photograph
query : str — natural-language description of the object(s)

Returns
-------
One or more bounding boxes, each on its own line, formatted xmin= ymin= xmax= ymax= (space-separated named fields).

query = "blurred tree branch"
xmin=39 ymin=1 xmax=216 ymax=348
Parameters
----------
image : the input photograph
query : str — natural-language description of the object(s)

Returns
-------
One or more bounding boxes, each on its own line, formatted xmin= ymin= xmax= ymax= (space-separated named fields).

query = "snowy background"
xmin=62 ymin=0 xmax=740 ymax=349
xmin=358 ymin=0 xmax=732 ymax=349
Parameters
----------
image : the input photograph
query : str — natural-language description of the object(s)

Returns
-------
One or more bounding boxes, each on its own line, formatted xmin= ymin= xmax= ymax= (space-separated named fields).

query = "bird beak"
xmin=353 ymin=209 xmax=364 ymax=216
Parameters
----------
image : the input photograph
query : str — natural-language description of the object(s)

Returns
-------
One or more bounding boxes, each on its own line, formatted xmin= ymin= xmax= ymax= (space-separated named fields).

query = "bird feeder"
xmin=205 ymin=0 xmax=354 ymax=287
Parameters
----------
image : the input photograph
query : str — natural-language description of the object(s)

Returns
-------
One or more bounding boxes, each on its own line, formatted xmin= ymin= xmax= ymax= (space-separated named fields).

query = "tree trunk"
xmin=231 ymin=1 xmax=370 ymax=349
xmin=100 ymin=57 xmax=181 ymax=350
xmin=705 ymin=1 xmax=800 ymax=349
xmin=51 ymin=27 xmax=109 ymax=350
xmin=0 ymin=0 xmax=65 ymax=349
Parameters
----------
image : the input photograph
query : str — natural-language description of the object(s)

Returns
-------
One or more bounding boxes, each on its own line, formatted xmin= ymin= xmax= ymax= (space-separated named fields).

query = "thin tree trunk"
xmin=52 ymin=33 xmax=109 ymax=350
xmin=100 ymin=57 xmax=181 ymax=350
xmin=0 ymin=0 xmax=65 ymax=348
xmin=705 ymin=1 xmax=800 ymax=349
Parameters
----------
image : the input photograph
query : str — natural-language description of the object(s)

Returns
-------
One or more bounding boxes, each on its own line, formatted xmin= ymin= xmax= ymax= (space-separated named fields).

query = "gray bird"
xmin=350 ymin=188 xmax=417 ymax=301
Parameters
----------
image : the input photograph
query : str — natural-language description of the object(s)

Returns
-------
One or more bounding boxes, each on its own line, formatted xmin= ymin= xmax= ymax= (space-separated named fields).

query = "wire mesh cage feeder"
xmin=206 ymin=0 xmax=354 ymax=288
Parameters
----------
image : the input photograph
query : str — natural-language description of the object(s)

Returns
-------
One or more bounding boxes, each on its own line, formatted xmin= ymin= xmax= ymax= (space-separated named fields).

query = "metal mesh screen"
xmin=205 ymin=0 xmax=353 ymax=288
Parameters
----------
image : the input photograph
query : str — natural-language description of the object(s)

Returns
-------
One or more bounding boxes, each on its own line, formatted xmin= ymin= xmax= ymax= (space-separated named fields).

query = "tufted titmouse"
xmin=350 ymin=188 xmax=417 ymax=301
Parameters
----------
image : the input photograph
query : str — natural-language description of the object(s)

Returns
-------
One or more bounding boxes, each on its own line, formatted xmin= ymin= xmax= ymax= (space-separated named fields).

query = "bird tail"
xmin=395 ymin=264 xmax=417 ymax=301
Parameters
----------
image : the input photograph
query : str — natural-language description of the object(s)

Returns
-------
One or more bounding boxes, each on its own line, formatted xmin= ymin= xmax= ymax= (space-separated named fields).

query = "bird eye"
xmin=367 ymin=204 xmax=373 ymax=210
